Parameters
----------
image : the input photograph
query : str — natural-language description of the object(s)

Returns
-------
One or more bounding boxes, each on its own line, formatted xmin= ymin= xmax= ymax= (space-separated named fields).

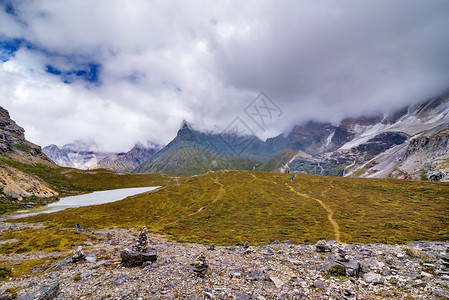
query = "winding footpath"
xmin=287 ymin=183 xmax=341 ymax=243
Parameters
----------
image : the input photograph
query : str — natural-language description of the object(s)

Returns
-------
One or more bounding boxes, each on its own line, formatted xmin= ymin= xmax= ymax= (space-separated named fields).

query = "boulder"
xmin=18 ymin=282 xmax=59 ymax=300
xmin=316 ymin=240 xmax=332 ymax=252
xmin=120 ymin=248 xmax=157 ymax=267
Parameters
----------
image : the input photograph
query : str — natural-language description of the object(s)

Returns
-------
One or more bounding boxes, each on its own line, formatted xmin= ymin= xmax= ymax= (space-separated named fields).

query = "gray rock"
xmin=120 ymin=248 xmax=157 ymax=267
xmin=323 ymin=254 xmax=361 ymax=278
xmin=112 ymin=272 xmax=129 ymax=285
xmin=47 ymin=256 xmax=72 ymax=270
xmin=316 ymin=240 xmax=332 ymax=252
xmin=339 ymin=289 xmax=358 ymax=300
xmin=313 ymin=280 xmax=326 ymax=289
xmin=18 ymin=282 xmax=59 ymax=300
xmin=94 ymin=260 xmax=112 ymax=267
xmin=363 ymin=272 xmax=385 ymax=284
xmin=247 ymin=268 xmax=266 ymax=281
xmin=269 ymin=275 xmax=284 ymax=288
xmin=85 ymin=253 xmax=97 ymax=263
xmin=79 ymin=270 xmax=95 ymax=279
xmin=71 ymin=246 xmax=85 ymax=263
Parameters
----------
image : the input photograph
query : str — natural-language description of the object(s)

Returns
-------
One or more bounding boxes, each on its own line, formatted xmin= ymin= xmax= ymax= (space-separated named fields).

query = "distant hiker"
xmin=291 ymin=174 xmax=296 ymax=180
xmin=77 ymin=224 xmax=81 ymax=230
xmin=403 ymin=174 xmax=407 ymax=179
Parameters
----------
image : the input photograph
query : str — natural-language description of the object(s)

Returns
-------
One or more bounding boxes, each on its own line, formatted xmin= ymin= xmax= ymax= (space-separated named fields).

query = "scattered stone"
xmin=324 ymin=254 xmax=361 ymax=278
xmin=84 ymin=252 xmax=97 ymax=263
xmin=94 ymin=260 xmax=111 ymax=267
xmin=18 ymin=282 xmax=59 ymax=300
xmin=313 ymin=279 xmax=326 ymax=289
xmin=339 ymin=289 xmax=358 ymax=300
xmin=269 ymin=275 xmax=284 ymax=289
xmin=112 ymin=273 xmax=129 ymax=286
xmin=190 ymin=253 xmax=209 ymax=277
xmin=247 ymin=268 xmax=266 ymax=281
xmin=207 ymin=243 xmax=216 ymax=251
xmin=84 ymin=241 xmax=94 ymax=246
xmin=316 ymin=240 xmax=332 ymax=252
xmin=2 ymin=225 xmax=448 ymax=299
xmin=243 ymin=241 xmax=250 ymax=249
xmin=79 ymin=270 xmax=96 ymax=279
xmin=363 ymin=272 xmax=385 ymax=284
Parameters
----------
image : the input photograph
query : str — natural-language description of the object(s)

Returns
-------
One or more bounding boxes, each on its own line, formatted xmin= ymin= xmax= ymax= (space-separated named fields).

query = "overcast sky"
xmin=1 ymin=0 xmax=449 ymax=152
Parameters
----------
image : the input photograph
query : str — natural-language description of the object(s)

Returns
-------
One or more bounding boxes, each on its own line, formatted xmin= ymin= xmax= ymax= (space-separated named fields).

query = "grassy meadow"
xmin=8 ymin=170 xmax=449 ymax=246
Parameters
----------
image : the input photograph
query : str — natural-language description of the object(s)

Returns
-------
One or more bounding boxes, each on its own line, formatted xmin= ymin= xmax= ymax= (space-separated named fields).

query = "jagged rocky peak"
xmin=0 ymin=106 xmax=50 ymax=162
xmin=0 ymin=106 xmax=26 ymax=152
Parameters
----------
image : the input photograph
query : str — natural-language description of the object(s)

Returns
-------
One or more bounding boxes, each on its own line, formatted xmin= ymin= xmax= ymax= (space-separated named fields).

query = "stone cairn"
xmin=71 ymin=246 xmax=85 ymax=263
xmin=191 ymin=253 xmax=209 ymax=277
xmin=132 ymin=226 xmax=150 ymax=252
xmin=120 ymin=226 xmax=157 ymax=267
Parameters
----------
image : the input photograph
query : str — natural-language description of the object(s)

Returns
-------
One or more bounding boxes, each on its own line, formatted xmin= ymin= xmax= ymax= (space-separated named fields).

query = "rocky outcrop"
xmin=0 ymin=107 xmax=51 ymax=164
xmin=17 ymin=282 xmax=59 ymax=300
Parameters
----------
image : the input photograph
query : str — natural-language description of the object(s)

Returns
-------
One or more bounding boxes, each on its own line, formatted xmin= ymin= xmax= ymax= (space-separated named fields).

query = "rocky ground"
xmin=1 ymin=223 xmax=448 ymax=299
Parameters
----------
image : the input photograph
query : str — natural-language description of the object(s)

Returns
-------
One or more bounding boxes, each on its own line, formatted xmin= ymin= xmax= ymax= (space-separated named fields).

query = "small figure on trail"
xmin=76 ymin=223 xmax=81 ymax=230
xmin=291 ymin=174 xmax=296 ymax=180
xmin=403 ymin=174 xmax=407 ymax=179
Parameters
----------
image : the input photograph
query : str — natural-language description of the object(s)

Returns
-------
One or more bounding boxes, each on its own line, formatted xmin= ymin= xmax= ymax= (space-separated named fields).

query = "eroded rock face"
xmin=0 ymin=166 xmax=57 ymax=200
xmin=0 ymin=107 xmax=26 ymax=152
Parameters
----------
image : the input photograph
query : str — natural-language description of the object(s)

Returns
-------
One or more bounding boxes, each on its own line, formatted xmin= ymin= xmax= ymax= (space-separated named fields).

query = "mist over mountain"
xmin=135 ymin=88 xmax=449 ymax=181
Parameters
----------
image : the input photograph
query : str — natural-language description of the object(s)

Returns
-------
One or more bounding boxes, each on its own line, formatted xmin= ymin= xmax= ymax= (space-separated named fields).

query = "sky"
xmin=1 ymin=0 xmax=449 ymax=152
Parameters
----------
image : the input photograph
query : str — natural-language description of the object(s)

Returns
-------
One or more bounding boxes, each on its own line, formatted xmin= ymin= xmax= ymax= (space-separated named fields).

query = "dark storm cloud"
xmin=1 ymin=0 xmax=448 ymax=151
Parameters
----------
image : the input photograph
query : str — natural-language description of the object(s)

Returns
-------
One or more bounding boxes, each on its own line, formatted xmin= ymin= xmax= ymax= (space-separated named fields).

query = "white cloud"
xmin=1 ymin=0 xmax=449 ymax=152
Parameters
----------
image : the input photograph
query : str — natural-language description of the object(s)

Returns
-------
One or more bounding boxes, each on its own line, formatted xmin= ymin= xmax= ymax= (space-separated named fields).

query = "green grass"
xmin=11 ymin=171 xmax=449 ymax=245
xmin=12 ymin=143 xmax=32 ymax=153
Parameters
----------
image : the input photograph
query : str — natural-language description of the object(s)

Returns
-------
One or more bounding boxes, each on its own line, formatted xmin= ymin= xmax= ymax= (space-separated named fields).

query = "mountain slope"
xmin=135 ymin=89 xmax=449 ymax=180
xmin=0 ymin=106 xmax=58 ymax=201
xmin=134 ymin=121 xmax=280 ymax=175
xmin=267 ymin=90 xmax=449 ymax=181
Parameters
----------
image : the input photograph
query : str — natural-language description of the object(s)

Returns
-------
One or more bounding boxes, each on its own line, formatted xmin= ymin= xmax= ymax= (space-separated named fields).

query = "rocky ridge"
xmin=1 ymin=224 xmax=448 ymax=299
xmin=43 ymin=142 xmax=161 ymax=172
xmin=0 ymin=107 xmax=57 ymax=201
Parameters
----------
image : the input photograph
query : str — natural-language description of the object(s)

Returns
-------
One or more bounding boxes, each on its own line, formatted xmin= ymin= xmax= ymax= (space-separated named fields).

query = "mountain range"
xmin=3 ymin=87 xmax=448 ymax=182
xmin=43 ymin=141 xmax=162 ymax=172
xmin=136 ymin=89 xmax=449 ymax=181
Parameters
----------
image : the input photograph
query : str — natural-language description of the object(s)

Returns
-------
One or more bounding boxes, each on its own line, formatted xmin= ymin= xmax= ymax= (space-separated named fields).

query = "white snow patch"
xmin=339 ymin=123 xmax=387 ymax=150
xmin=325 ymin=130 xmax=335 ymax=147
